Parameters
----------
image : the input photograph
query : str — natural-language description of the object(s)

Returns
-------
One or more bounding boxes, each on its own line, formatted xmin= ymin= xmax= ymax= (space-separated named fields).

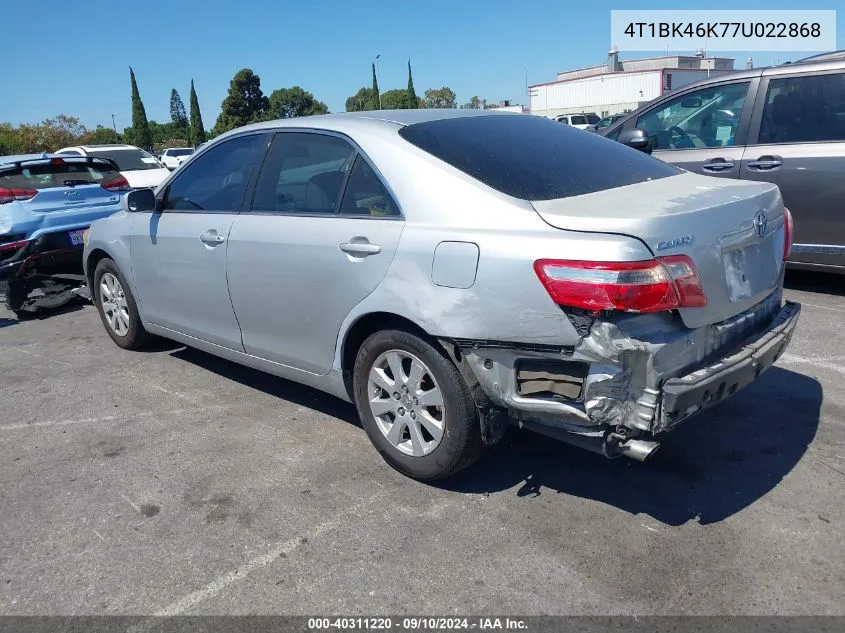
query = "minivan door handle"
xmin=701 ymin=158 xmax=735 ymax=172
xmin=200 ymin=230 xmax=225 ymax=246
xmin=339 ymin=239 xmax=381 ymax=257
xmin=746 ymin=155 xmax=783 ymax=171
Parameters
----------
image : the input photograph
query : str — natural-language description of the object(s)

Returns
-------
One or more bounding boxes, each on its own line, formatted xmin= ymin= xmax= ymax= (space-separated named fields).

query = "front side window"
xmin=163 ymin=134 xmax=266 ymax=212
xmin=250 ymin=132 xmax=355 ymax=214
xmin=758 ymin=72 xmax=845 ymax=144
xmin=339 ymin=156 xmax=400 ymax=217
xmin=636 ymin=81 xmax=750 ymax=150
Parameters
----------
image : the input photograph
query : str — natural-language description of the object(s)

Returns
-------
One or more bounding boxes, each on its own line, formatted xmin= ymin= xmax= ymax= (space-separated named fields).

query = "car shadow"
xmin=443 ymin=367 xmax=821 ymax=526
xmin=785 ymin=269 xmax=845 ymax=297
xmin=168 ymin=346 xmax=360 ymax=425
xmin=164 ymin=345 xmax=820 ymax=526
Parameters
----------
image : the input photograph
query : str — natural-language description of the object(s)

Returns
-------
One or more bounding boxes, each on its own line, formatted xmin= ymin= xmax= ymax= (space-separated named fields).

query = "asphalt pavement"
xmin=0 ymin=271 xmax=843 ymax=616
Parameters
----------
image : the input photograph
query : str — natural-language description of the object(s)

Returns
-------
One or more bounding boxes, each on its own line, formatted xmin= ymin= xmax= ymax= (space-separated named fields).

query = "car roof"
xmin=75 ymin=144 xmax=142 ymax=151
xmin=0 ymin=152 xmax=63 ymax=165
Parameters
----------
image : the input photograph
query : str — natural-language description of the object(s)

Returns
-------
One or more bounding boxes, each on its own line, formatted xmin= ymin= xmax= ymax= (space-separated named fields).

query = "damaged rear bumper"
xmin=660 ymin=300 xmax=800 ymax=427
xmin=450 ymin=295 xmax=801 ymax=453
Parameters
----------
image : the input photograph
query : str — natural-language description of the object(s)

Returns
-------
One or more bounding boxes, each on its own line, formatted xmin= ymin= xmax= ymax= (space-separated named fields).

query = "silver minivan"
xmin=603 ymin=51 xmax=845 ymax=273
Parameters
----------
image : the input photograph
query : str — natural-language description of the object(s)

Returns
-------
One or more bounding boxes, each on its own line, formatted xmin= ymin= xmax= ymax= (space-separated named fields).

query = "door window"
xmin=758 ymin=72 xmax=845 ymax=144
xmin=339 ymin=156 xmax=400 ymax=217
xmin=636 ymin=82 xmax=750 ymax=150
xmin=250 ymin=132 xmax=356 ymax=214
xmin=162 ymin=134 xmax=266 ymax=212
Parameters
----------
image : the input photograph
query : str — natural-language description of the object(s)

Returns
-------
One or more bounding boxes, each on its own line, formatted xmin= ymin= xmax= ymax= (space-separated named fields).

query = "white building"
xmin=529 ymin=49 xmax=735 ymax=119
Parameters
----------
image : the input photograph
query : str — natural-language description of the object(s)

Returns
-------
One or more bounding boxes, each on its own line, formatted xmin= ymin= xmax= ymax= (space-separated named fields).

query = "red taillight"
xmin=0 ymin=239 xmax=28 ymax=252
xmin=101 ymin=176 xmax=130 ymax=192
xmin=533 ymin=255 xmax=707 ymax=313
xmin=0 ymin=187 xmax=37 ymax=204
xmin=783 ymin=207 xmax=793 ymax=260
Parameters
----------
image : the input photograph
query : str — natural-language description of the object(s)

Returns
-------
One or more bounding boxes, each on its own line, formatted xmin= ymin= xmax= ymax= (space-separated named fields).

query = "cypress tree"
xmin=406 ymin=59 xmax=418 ymax=109
xmin=370 ymin=63 xmax=380 ymax=110
xmin=128 ymin=67 xmax=153 ymax=150
xmin=188 ymin=79 xmax=206 ymax=146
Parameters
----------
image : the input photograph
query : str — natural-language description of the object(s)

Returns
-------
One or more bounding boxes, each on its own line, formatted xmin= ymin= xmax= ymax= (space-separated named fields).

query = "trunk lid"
xmin=531 ymin=172 xmax=787 ymax=329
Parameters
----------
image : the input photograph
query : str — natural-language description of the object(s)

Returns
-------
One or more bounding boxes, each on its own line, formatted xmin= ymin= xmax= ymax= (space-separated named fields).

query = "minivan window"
xmin=398 ymin=114 xmax=681 ymax=201
xmin=163 ymin=134 xmax=266 ymax=212
xmin=758 ymin=72 xmax=845 ymax=144
xmin=250 ymin=132 xmax=355 ymax=214
xmin=636 ymin=81 xmax=750 ymax=150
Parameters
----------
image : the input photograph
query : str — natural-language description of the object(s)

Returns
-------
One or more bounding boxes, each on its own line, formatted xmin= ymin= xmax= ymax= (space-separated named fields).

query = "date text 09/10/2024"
xmin=307 ymin=617 xmax=528 ymax=630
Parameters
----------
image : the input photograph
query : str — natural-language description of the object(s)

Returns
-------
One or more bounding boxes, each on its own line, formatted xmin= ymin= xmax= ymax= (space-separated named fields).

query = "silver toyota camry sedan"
xmin=83 ymin=109 xmax=801 ymax=481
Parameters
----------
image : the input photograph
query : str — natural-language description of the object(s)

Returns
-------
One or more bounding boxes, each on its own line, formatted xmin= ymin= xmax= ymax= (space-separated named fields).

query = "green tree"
xmin=213 ymin=68 xmax=270 ymax=136
xmin=424 ymin=87 xmax=457 ymax=109
xmin=268 ymin=86 xmax=328 ymax=119
xmin=0 ymin=123 xmax=24 ymax=154
xmin=370 ymin=63 xmax=380 ymax=109
xmin=461 ymin=96 xmax=488 ymax=109
xmin=126 ymin=67 xmax=153 ymax=150
xmin=169 ymin=89 xmax=188 ymax=127
xmin=345 ymin=87 xmax=377 ymax=112
xmin=405 ymin=59 xmax=418 ymax=109
xmin=379 ymin=89 xmax=411 ymax=110
xmin=188 ymin=79 xmax=206 ymax=147
xmin=79 ymin=125 xmax=123 ymax=145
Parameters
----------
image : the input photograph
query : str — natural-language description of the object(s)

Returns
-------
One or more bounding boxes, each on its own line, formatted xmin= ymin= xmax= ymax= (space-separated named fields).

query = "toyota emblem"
xmin=753 ymin=211 xmax=768 ymax=238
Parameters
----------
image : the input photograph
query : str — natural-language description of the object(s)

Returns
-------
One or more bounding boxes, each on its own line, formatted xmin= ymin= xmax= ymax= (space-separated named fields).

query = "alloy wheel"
xmin=99 ymin=272 xmax=130 ymax=336
xmin=367 ymin=349 xmax=445 ymax=457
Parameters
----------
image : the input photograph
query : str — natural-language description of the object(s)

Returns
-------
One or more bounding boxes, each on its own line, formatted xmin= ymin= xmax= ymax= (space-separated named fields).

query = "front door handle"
xmin=339 ymin=239 xmax=381 ymax=257
xmin=200 ymin=230 xmax=225 ymax=246
xmin=746 ymin=155 xmax=783 ymax=171
xmin=702 ymin=158 xmax=735 ymax=172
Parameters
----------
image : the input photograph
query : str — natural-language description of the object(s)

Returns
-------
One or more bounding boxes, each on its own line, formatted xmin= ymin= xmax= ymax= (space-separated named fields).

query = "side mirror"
xmin=618 ymin=129 xmax=653 ymax=154
xmin=123 ymin=188 xmax=156 ymax=213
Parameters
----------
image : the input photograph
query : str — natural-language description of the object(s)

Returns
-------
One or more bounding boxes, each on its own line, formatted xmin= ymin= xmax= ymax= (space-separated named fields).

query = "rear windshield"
xmin=0 ymin=159 xmax=122 ymax=190
xmin=169 ymin=149 xmax=194 ymax=157
xmin=397 ymin=114 xmax=681 ymax=200
xmin=89 ymin=149 xmax=161 ymax=171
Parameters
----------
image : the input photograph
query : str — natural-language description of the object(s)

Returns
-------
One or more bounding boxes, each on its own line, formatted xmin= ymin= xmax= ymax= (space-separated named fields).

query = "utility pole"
xmin=111 ymin=114 xmax=117 ymax=132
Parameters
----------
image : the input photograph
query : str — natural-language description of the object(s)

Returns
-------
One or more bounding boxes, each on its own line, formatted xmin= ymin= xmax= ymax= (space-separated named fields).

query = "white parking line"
xmin=798 ymin=301 xmax=845 ymax=314
xmin=147 ymin=494 xmax=383 ymax=618
xmin=0 ymin=406 xmax=227 ymax=432
xmin=779 ymin=354 xmax=845 ymax=376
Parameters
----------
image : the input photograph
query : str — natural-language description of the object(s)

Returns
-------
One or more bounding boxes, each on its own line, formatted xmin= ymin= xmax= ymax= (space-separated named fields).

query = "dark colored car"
xmin=603 ymin=51 xmax=845 ymax=273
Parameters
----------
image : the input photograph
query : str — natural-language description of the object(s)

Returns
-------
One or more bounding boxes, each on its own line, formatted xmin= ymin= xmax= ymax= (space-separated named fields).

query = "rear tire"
xmin=93 ymin=258 xmax=152 ymax=350
xmin=353 ymin=328 xmax=484 ymax=481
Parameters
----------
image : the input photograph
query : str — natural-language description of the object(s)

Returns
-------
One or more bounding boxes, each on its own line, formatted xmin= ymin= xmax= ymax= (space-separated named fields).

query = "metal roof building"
xmin=529 ymin=48 xmax=736 ymax=119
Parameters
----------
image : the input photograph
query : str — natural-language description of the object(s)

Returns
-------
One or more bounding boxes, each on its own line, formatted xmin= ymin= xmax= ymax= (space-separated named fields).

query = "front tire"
xmin=353 ymin=329 xmax=484 ymax=481
xmin=93 ymin=258 xmax=151 ymax=350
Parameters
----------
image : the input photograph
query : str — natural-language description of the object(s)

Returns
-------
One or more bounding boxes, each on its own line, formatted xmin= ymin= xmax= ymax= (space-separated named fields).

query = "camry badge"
xmin=656 ymin=234 xmax=693 ymax=251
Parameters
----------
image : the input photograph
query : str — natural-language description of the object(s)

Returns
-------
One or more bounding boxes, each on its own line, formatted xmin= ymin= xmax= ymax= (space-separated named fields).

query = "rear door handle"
xmin=339 ymin=239 xmax=381 ymax=257
xmin=746 ymin=155 xmax=783 ymax=171
xmin=701 ymin=158 xmax=735 ymax=172
xmin=200 ymin=230 xmax=225 ymax=246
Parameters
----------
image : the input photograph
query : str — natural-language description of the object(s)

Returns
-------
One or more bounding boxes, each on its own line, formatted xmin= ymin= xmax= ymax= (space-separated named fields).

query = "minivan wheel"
xmin=93 ymin=258 xmax=152 ymax=350
xmin=353 ymin=329 xmax=484 ymax=481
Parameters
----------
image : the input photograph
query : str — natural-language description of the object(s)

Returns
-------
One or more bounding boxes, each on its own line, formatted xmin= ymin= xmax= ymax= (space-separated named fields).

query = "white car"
xmin=54 ymin=144 xmax=170 ymax=188
xmin=554 ymin=113 xmax=600 ymax=132
xmin=159 ymin=147 xmax=194 ymax=171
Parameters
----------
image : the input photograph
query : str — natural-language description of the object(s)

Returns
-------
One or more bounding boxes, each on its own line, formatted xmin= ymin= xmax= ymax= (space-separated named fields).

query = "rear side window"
xmin=398 ymin=114 xmax=681 ymax=201
xmin=0 ymin=159 xmax=122 ymax=190
xmin=570 ymin=115 xmax=588 ymax=125
xmin=758 ymin=72 xmax=845 ymax=144
xmin=339 ymin=156 xmax=400 ymax=217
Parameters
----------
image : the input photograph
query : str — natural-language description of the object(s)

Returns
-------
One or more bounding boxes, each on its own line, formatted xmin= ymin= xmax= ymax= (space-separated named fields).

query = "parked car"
xmin=54 ymin=144 xmax=170 ymax=189
xmin=160 ymin=147 xmax=195 ymax=171
xmin=602 ymin=51 xmax=845 ymax=273
xmin=83 ymin=110 xmax=800 ymax=480
xmin=0 ymin=153 xmax=128 ymax=316
xmin=555 ymin=113 xmax=600 ymax=131
xmin=595 ymin=113 xmax=627 ymax=132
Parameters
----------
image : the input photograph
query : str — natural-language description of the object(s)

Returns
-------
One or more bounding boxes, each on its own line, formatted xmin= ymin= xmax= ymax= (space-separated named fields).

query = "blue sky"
xmin=1 ymin=0 xmax=841 ymax=130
